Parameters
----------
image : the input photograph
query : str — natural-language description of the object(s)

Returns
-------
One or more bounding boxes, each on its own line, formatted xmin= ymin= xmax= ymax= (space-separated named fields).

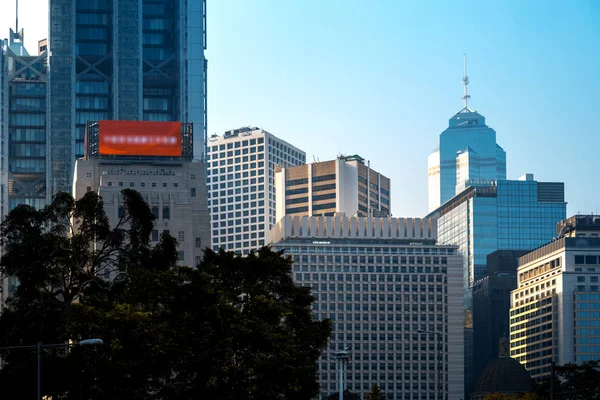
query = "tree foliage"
xmin=327 ymin=390 xmax=362 ymax=400
xmin=533 ymin=361 xmax=600 ymax=400
xmin=364 ymin=383 xmax=387 ymax=400
xmin=0 ymin=190 xmax=331 ymax=400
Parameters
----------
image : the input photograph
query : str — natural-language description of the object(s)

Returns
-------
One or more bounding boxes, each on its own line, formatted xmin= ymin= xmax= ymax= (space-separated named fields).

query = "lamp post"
xmin=417 ymin=328 xmax=443 ymax=400
xmin=0 ymin=338 xmax=103 ymax=400
xmin=333 ymin=348 xmax=350 ymax=400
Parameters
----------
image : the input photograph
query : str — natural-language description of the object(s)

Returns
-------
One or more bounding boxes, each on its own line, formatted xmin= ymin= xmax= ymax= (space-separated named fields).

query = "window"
xmin=107 ymin=182 xmax=112 ymax=186
xmin=163 ymin=183 xmax=167 ymax=187
xmin=191 ymin=174 xmax=196 ymax=179
xmin=178 ymin=231 xmax=185 ymax=242
xmin=119 ymin=182 xmax=123 ymax=187
xmin=179 ymin=251 xmax=185 ymax=261
xmin=575 ymin=255 xmax=585 ymax=265
xmin=152 ymin=182 xmax=156 ymax=187
xmin=195 ymin=237 xmax=202 ymax=248
xmin=163 ymin=207 xmax=170 ymax=220
xmin=152 ymin=230 xmax=159 ymax=241
xmin=118 ymin=206 xmax=125 ymax=218
xmin=86 ymin=186 xmax=92 ymax=193
xmin=191 ymin=188 xmax=196 ymax=197
xmin=151 ymin=207 xmax=159 ymax=218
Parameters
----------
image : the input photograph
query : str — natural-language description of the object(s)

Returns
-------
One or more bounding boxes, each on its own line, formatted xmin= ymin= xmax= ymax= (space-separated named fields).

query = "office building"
xmin=428 ymin=57 xmax=506 ymax=212
xmin=268 ymin=215 xmax=464 ymax=400
xmin=427 ymin=173 xmax=566 ymax=395
xmin=510 ymin=215 xmax=600 ymax=379
xmin=0 ymin=22 xmax=48 ymax=309
xmin=49 ymin=0 xmax=207 ymax=196
xmin=206 ymin=127 xmax=305 ymax=255
xmin=72 ymin=120 xmax=210 ymax=269
xmin=274 ymin=154 xmax=391 ymax=222
xmin=472 ymin=250 xmax=528 ymax=384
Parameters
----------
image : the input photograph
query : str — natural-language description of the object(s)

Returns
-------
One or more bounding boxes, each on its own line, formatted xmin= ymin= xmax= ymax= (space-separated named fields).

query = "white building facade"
xmin=206 ymin=127 xmax=305 ymax=255
xmin=268 ymin=216 xmax=464 ymax=400
xmin=510 ymin=231 xmax=600 ymax=379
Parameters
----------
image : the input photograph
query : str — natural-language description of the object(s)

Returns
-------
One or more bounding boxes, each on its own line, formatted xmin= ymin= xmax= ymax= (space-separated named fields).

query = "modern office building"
xmin=426 ymin=173 xmax=566 ymax=395
xmin=72 ymin=120 xmax=210 ymax=269
xmin=49 ymin=0 xmax=207 ymax=196
xmin=428 ymin=58 xmax=506 ymax=212
xmin=472 ymin=250 xmax=528 ymax=385
xmin=268 ymin=215 xmax=464 ymax=400
xmin=510 ymin=215 xmax=600 ymax=379
xmin=0 ymin=22 xmax=48 ymax=309
xmin=206 ymin=127 xmax=305 ymax=255
xmin=274 ymin=155 xmax=391 ymax=222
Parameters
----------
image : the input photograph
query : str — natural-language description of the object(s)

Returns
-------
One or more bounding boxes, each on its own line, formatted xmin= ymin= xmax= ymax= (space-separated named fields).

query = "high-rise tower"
xmin=48 ymin=0 xmax=207 ymax=196
xmin=428 ymin=55 xmax=506 ymax=212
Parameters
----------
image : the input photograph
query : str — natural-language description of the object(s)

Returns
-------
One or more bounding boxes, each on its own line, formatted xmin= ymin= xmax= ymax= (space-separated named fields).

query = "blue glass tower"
xmin=48 ymin=0 xmax=207 ymax=196
xmin=427 ymin=174 xmax=567 ymax=397
xmin=428 ymin=56 xmax=506 ymax=212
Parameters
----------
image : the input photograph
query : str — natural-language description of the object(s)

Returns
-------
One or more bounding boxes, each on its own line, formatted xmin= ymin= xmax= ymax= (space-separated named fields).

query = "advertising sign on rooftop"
xmin=98 ymin=121 xmax=182 ymax=157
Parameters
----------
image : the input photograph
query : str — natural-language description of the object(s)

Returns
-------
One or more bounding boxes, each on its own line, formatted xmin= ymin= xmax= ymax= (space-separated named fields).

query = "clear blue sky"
xmin=2 ymin=1 xmax=599 ymax=217
xmin=207 ymin=0 xmax=599 ymax=217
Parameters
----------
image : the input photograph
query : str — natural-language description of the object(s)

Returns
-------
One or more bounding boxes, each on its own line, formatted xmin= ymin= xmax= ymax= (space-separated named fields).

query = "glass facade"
xmin=48 ymin=0 xmax=207 ymax=196
xmin=430 ymin=177 xmax=566 ymax=394
xmin=428 ymin=108 xmax=506 ymax=212
xmin=1 ymin=30 xmax=48 ymax=215
xmin=271 ymin=238 xmax=462 ymax=400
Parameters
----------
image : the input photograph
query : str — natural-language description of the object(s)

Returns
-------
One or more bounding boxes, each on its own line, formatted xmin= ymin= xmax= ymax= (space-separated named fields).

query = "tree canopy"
xmin=364 ymin=383 xmax=387 ymax=400
xmin=327 ymin=390 xmax=362 ymax=400
xmin=0 ymin=190 xmax=331 ymax=399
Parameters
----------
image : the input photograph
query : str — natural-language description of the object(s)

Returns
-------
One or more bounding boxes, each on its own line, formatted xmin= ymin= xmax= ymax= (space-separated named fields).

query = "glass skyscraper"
xmin=427 ymin=173 xmax=566 ymax=396
xmin=48 ymin=0 xmax=207 ymax=195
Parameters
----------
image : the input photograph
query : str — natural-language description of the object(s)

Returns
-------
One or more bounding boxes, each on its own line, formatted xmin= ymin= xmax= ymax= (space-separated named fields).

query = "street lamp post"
xmin=0 ymin=338 xmax=103 ymax=400
xmin=333 ymin=348 xmax=350 ymax=400
xmin=417 ymin=328 xmax=443 ymax=400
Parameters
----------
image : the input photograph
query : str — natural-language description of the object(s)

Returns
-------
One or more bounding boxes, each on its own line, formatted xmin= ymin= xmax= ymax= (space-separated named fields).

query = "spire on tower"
xmin=461 ymin=53 xmax=471 ymax=108
xmin=16 ymin=0 xmax=19 ymax=34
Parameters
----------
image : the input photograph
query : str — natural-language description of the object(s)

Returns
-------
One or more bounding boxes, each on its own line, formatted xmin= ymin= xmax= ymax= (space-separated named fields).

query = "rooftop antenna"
xmin=461 ymin=53 xmax=471 ymax=108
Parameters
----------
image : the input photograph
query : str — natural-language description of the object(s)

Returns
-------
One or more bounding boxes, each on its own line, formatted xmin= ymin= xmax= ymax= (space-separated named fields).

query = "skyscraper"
xmin=427 ymin=173 xmax=566 ymax=396
xmin=48 ymin=0 xmax=207 ymax=196
xmin=267 ymin=215 xmax=464 ymax=400
xmin=274 ymin=154 xmax=391 ymax=222
xmin=510 ymin=215 xmax=600 ymax=379
xmin=0 ymin=19 xmax=48 ymax=309
xmin=206 ymin=127 xmax=305 ymax=255
xmin=428 ymin=56 xmax=506 ymax=212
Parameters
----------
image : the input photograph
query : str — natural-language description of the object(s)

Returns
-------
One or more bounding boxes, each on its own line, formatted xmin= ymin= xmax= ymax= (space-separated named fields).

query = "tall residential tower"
xmin=48 ymin=0 xmax=207 ymax=195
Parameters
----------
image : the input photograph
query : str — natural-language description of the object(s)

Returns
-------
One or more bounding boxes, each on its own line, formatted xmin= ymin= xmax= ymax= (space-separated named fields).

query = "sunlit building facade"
xmin=427 ymin=173 xmax=566 ymax=396
xmin=268 ymin=216 xmax=464 ymax=400
xmin=428 ymin=108 xmax=506 ymax=212
xmin=206 ymin=127 xmax=305 ymax=255
xmin=510 ymin=217 xmax=600 ymax=379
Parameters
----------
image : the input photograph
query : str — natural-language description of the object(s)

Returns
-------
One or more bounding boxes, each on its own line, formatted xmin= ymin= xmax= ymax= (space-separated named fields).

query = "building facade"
xmin=268 ymin=215 xmax=464 ymax=400
xmin=274 ymin=154 xmax=391 ymax=222
xmin=72 ymin=121 xmax=210 ymax=269
xmin=0 ymin=25 xmax=49 ymax=309
xmin=206 ymin=127 xmax=305 ymax=255
xmin=427 ymin=174 xmax=566 ymax=395
xmin=427 ymin=65 xmax=506 ymax=212
xmin=510 ymin=216 xmax=600 ymax=379
xmin=472 ymin=250 xmax=527 ymax=385
xmin=48 ymin=0 xmax=207 ymax=196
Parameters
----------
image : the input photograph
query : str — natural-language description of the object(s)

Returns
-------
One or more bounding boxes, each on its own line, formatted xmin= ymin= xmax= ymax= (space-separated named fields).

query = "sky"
xmin=1 ymin=0 xmax=599 ymax=218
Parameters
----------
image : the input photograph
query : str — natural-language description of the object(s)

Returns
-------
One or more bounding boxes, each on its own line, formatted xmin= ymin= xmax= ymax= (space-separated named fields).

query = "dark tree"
xmin=0 ymin=190 xmax=331 ymax=400
xmin=364 ymin=383 xmax=387 ymax=400
xmin=327 ymin=390 xmax=362 ymax=400
xmin=534 ymin=361 xmax=600 ymax=399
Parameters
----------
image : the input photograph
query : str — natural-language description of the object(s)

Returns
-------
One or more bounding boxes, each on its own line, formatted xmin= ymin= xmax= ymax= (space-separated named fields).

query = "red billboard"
xmin=98 ymin=121 xmax=182 ymax=157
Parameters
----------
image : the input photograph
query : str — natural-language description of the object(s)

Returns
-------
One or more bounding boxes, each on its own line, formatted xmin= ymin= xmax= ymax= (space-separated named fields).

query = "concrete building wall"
xmin=73 ymin=159 xmax=210 ymax=268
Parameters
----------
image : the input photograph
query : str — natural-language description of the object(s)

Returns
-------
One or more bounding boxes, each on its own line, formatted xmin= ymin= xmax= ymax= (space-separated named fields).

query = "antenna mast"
xmin=461 ymin=54 xmax=471 ymax=108
xmin=15 ymin=0 xmax=19 ymax=35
